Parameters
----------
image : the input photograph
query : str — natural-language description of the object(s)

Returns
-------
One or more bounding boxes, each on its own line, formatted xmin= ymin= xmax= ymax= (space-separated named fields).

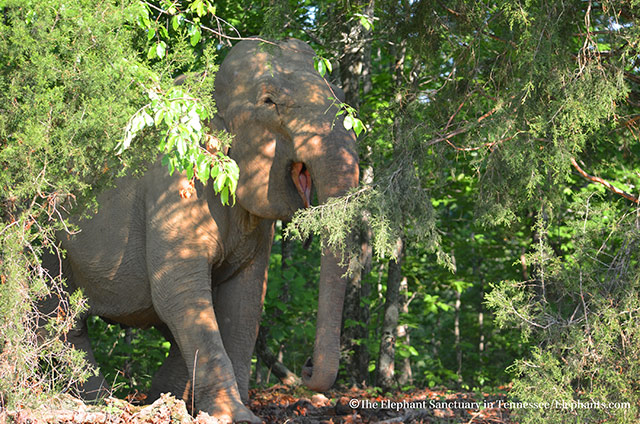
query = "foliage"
xmin=87 ymin=317 xmax=169 ymax=398
xmin=118 ymin=0 xmax=240 ymax=204
xmin=255 ymin=1 xmax=640 ymax=417
xmin=0 ymin=0 xmax=150 ymax=406
xmin=0 ymin=0 xmax=232 ymax=407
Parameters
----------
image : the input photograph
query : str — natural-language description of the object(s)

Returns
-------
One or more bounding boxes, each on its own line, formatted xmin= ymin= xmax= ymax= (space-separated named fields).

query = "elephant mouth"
xmin=291 ymin=162 xmax=312 ymax=208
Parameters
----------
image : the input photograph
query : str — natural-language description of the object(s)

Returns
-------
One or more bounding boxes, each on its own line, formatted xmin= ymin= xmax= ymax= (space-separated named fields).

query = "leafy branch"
xmin=314 ymin=55 xmax=366 ymax=137
xmin=116 ymin=1 xmax=245 ymax=205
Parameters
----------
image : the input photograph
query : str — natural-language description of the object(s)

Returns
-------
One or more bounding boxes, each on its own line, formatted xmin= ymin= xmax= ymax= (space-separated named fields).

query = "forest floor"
xmin=249 ymin=385 xmax=514 ymax=423
xmin=2 ymin=385 xmax=515 ymax=424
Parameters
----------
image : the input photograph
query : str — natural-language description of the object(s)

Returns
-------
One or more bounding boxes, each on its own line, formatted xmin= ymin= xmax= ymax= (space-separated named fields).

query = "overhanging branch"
xmin=570 ymin=157 xmax=639 ymax=204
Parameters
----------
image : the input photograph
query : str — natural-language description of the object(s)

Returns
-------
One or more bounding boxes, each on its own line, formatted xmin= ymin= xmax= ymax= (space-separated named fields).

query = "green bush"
xmin=0 ymin=0 xmax=221 ymax=406
xmin=487 ymin=201 xmax=640 ymax=423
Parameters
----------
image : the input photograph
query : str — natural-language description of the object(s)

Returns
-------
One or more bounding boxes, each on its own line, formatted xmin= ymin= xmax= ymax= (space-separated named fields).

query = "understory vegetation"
xmin=2 ymin=1 xmax=640 ymax=423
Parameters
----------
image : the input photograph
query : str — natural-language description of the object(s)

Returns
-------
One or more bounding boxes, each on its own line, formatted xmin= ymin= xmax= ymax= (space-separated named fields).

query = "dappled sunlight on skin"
xmin=216 ymin=41 xmax=358 ymax=219
xmin=52 ymin=38 xmax=356 ymax=424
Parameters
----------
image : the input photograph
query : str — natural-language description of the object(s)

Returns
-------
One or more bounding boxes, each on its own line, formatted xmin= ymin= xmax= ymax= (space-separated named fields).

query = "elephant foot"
xmin=197 ymin=385 xmax=261 ymax=424
xmin=206 ymin=398 xmax=261 ymax=424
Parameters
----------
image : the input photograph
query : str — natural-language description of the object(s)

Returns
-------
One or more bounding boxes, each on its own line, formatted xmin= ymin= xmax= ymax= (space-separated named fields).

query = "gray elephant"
xmin=42 ymin=38 xmax=359 ymax=423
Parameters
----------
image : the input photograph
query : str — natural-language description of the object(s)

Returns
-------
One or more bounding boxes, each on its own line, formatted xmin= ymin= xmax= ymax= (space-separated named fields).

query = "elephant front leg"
xmin=150 ymin=271 xmax=260 ymax=424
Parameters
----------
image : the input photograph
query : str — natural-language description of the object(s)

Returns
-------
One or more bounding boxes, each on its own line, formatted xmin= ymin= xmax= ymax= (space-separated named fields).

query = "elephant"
xmin=40 ymin=38 xmax=359 ymax=423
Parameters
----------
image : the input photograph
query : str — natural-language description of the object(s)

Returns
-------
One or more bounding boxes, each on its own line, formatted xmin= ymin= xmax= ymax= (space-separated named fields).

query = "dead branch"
xmin=570 ymin=157 xmax=639 ymax=204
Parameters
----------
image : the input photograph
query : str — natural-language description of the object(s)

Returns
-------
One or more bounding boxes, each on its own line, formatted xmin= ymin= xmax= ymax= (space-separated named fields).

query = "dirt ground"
xmin=2 ymin=386 xmax=514 ymax=424
xmin=249 ymin=385 xmax=513 ymax=423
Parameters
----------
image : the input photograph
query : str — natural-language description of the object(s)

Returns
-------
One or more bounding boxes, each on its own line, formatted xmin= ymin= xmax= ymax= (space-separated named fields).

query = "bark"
xmin=397 ymin=277 xmax=412 ymax=386
xmin=454 ymin=288 xmax=462 ymax=384
xmin=376 ymin=237 xmax=405 ymax=390
xmin=338 ymin=0 xmax=375 ymax=109
xmin=333 ymin=0 xmax=375 ymax=388
xmin=341 ymin=223 xmax=372 ymax=386
xmin=478 ymin=297 xmax=485 ymax=357
xmin=341 ymin=166 xmax=374 ymax=386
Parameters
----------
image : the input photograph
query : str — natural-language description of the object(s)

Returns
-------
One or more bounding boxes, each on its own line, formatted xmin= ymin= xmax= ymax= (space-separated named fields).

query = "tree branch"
xmin=570 ymin=157 xmax=639 ymax=204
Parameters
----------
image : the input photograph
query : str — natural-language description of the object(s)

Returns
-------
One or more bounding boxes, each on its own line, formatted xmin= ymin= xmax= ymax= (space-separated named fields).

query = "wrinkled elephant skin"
xmin=42 ymin=39 xmax=359 ymax=423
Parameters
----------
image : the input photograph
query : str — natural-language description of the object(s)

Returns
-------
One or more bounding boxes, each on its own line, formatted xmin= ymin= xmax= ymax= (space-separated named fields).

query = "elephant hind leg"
xmin=67 ymin=317 xmax=109 ymax=401
xmin=148 ymin=330 xmax=192 ymax=407
xmin=39 ymin=252 xmax=108 ymax=401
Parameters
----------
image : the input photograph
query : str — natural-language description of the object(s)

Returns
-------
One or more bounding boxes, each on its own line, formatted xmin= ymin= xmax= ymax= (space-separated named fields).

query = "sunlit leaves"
xmin=133 ymin=0 xmax=216 ymax=60
xmin=313 ymin=56 xmax=365 ymax=137
xmin=314 ymin=56 xmax=332 ymax=77
xmin=117 ymin=82 xmax=237 ymax=205
xmin=354 ymin=12 xmax=375 ymax=31
xmin=337 ymin=103 xmax=366 ymax=137
xmin=121 ymin=0 xmax=238 ymax=205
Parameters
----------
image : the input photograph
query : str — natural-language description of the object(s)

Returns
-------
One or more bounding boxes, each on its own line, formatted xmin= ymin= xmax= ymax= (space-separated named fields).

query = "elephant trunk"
xmin=301 ymin=138 xmax=359 ymax=392
xmin=302 ymin=249 xmax=349 ymax=391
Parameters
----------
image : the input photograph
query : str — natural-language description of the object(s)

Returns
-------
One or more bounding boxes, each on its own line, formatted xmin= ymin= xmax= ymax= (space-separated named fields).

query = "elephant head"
xmin=214 ymin=38 xmax=359 ymax=391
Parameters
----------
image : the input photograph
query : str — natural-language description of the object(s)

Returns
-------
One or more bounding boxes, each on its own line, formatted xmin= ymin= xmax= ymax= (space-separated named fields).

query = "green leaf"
xmin=199 ymin=162 xmax=210 ymax=183
xmin=353 ymin=118 xmax=365 ymax=136
xmin=214 ymin=172 xmax=226 ymax=193
xmin=359 ymin=16 xmax=371 ymax=30
xmin=147 ymin=27 xmax=156 ymax=41
xmin=196 ymin=0 xmax=205 ymax=17
xmin=154 ymin=108 xmax=165 ymax=126
xmin=190 ymin=27 xmax=201 ymax=46
xmin=210 ymin=163 xmax=220 ymax=181
xmin=343 ymin=114 xmax=354 ymax=131
xmin=176 ymin=137 xmax=187 ymax=156
xmin=147 ymin=44 xmax=156 ymax=60
xmin=142 ymin=111 xmax=154 ymax=127
xmin=158 ymin=25 xmax=169 ymax=39
xmin=172 ymin=15 xmax=180 ymax=31
xmin=220 ymin=186 xmax=229 ymax=205
xmin=186 ymin=163 xmax=194 ymax=180
xmin=156 ymin=41 xmax=166 ymax=58
xmin=315 ymin=57 xmax=326 ymax=77
xmin=323 ymin=58 xmax=332 ymax=74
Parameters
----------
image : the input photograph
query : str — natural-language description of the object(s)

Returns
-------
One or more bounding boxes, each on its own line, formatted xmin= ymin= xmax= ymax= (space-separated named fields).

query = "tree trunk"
xmin=376 ymin=237 xmax=404 ymax=390
xmin=397 ymin=277 xmax=413 ymax=386
xmin=337 ymin=0 xmax=375 ymax=109
xmin=333 ymin=0 xmax=374 ymax=387
xmin=341 ymin=166 xmax=374 ymax=386
xmin=454 ymin=288 xmax=462 ymax=384
xmin=450 ymin=249 xmax=462 ymax=385
xmin=341 ymin=221 xmax=372 ymax=386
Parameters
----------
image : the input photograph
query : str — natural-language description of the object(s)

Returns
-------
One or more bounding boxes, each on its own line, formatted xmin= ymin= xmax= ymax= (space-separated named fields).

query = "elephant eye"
xmin=259 ymin=94 xmax=277 ymax=107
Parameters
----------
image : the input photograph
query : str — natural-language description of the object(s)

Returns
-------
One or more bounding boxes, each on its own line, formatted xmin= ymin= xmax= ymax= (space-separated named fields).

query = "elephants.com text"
xmin=348 ymin=398 xmax=631 ymax=412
